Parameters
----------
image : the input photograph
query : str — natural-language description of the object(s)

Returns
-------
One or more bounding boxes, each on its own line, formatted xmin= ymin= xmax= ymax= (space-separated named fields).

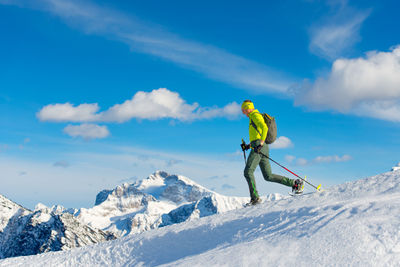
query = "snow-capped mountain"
xmin=0 ymin=197 xmax=115 ymax=259
xmin=0 ymin=195 xmax=31 ymax=259
xmin=2 ymin=168 xmax=399 ymax=266
xmin=0 ymin=171 xmax=247 ymax=260
xmin=75 ymin=171 xmax=247 ymax=236
xmin=392 ymin=162 xmax=400 ymax=171
xmin=0 ymin=195 xmax=29 ymax=234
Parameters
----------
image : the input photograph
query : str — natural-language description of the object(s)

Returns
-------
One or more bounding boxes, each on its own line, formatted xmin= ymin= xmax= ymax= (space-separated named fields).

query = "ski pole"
xmin=241 ymin=139 xmax=247 ymax=164
xmin=255 ymin=148 xmax=322 ymax=191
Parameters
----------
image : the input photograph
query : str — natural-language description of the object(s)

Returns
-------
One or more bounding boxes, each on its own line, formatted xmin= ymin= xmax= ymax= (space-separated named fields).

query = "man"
xmin=240 ymin=100 xmax=303 ymax=205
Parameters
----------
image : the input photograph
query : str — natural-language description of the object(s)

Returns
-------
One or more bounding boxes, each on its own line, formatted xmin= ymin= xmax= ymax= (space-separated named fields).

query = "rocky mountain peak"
xmin=0 ymin=197 xmax=115 ymax=260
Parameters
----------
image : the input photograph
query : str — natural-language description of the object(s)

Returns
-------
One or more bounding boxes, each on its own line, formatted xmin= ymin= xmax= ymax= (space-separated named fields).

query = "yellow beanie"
xmin=241 ymin=101 xmax=254 ymax=110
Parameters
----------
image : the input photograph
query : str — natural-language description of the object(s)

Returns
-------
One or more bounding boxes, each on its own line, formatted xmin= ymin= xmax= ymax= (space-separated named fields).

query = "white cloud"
xmin=309 ymin=2 xmax=370 ymax=60
xmin=53 ymin=160 xmax=70 ymax=168
xmin=353 ymin=100 xmax=400 ymax=122
xmin=314 ymin=155 xmax=352 ymax=163
xmin=38 ymin=103 xmax=100 ymax=122
xmin=101 ymin=88 xmax=198 ymax=122
xmin=1 ymin=0 xmax=293 ymax=93
xmin=296 ymin=158 xmax=309 ymax=166
xmin=294 ymin=45 xmax=400 ymax=122
xmin=192 ymin=102 xmax=242 ymax=120
xmin=286 ymin=154 xmax=352 ymax=166
xmin=270 ymin=136 xmax=293 ymax=149
xmin=166 ymin=159 xmax=183 ymax=167
xmin=63 ymin=124 xmax=110 ymax=140
xmin=222 ymin=102 xmax=243 ymax=117
xmin=285 ymin=155 xmax=296 ymax=163
xmin=38 ymin=88 xmax=241 ymax=123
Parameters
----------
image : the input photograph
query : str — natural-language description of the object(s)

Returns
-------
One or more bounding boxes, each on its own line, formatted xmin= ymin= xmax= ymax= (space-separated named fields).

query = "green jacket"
xmin=248 ymin=110 xmax=268 ymax=142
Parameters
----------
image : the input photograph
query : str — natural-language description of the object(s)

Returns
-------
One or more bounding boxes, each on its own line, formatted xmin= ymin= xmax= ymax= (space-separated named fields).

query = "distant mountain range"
xmin=0 ymin=195 xmax=114 ymax=259
xmin=0 ymin=171 xmax=247 ymax=259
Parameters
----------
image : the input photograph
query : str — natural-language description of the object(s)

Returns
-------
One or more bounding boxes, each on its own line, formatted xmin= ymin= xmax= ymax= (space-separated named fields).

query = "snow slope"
xmin=2 ymin=168 xmax=400 ymax=266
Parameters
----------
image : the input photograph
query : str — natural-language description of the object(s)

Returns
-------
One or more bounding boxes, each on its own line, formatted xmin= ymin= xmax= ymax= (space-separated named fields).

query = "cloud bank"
xmin=286 ymin=154 xmax=352 ymax=166
xmin=294 ymin=45 xmax=400 ymax=122
xmin=38 ymin=88 xmax=241 ymax=123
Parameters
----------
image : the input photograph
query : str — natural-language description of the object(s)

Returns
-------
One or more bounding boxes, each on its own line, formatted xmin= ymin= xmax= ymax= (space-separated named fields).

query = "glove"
xmin=254 ymin=144 xmax=263 ymax=154
xmin=240 ymin=143 xmax=251 ymax=151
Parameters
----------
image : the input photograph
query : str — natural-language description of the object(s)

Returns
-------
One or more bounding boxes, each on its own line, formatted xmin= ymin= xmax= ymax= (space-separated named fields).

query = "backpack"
xmin=250 ymin=112 xmax=277 ymax=144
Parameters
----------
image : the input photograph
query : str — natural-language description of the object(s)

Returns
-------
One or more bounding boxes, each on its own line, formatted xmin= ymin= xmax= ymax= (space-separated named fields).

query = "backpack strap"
xmin=250 ymin=112 xmax=262 ymax=136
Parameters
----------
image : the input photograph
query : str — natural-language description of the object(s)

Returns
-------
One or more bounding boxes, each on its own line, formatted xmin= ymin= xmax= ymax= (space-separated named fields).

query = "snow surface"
xmin=1 ymin=170 xmax=400 ymax=266
xmin=392 ymin=162 xmax=400 ymax=171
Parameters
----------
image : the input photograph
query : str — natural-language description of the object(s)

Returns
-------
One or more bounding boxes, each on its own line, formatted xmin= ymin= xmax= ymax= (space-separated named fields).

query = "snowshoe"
xmin=292 ymin=179 xmax=304 ymax=194
xmin=245 ymin=197 xmax=262 ymax=207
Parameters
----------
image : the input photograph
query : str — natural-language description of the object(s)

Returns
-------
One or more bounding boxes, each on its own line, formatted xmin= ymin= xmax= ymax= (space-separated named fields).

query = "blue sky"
xmin=1 ymin=0 xmax=399 ymax=209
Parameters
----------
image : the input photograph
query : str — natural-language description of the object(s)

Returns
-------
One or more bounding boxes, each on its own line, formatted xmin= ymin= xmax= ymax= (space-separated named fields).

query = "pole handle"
xmin=241 ymin=138 xmax=247 ymax=164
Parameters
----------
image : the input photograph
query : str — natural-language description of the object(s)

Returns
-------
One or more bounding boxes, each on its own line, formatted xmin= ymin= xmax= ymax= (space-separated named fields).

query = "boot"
xmin=292 ymin=179 xmax=304 ymax=194
xmin=246 ymin=197 xmax=262 ymax=206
